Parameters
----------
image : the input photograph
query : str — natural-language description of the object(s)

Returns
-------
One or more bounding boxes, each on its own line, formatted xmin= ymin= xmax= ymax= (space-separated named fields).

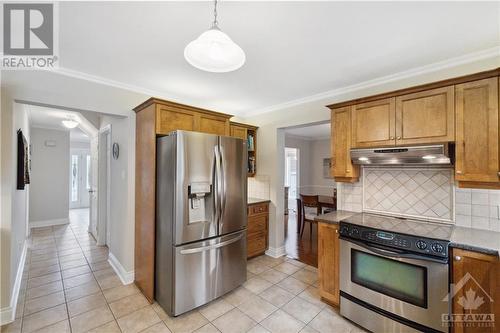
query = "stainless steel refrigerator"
xmin=155 ymin=130 xmax=247 ymax=316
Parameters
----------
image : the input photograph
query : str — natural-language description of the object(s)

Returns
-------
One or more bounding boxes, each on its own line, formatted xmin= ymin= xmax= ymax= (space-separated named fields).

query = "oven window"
xmin=351 ymin=249 xmax=427 ymax=308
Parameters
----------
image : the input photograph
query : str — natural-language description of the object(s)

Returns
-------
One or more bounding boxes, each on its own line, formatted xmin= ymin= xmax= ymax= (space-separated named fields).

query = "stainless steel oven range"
xmin=338 ymin=213 xmax=453 ymax=333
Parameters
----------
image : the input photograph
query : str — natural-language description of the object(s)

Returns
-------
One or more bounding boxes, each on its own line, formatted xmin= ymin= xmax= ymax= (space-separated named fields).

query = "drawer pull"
xmin=454 ymin=256 xmax=462 ymax=261
xmin=456 ymin=171 xmax=462 ymax=175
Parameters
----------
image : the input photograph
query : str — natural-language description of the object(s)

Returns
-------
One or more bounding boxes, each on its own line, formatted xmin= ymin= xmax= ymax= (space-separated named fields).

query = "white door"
xmin=284 ymin=147 xmax=299 ymax=199
xmin=97 ymin=126 xmax=111 ymax=246
xmin=89 ymin=136 xmax=99 ymax=236
xmin=70 ymin=148 xmax=91 ymax=209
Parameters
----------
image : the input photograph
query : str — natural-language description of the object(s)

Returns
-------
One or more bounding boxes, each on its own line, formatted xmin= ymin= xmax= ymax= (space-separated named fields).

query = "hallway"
xmin=2 ymin=209 xmax=148 ymax=333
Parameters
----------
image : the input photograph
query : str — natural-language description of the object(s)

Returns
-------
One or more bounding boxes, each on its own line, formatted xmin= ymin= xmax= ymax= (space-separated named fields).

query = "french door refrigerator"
xmin=156 ymin=130 xmax=248 ymax=316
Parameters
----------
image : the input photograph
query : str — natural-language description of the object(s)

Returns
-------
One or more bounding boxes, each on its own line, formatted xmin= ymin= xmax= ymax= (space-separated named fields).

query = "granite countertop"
xmin=450 ymin=227 xmax=500 ymax=256
xmin=247 ymin=197 xmax=271 ymax=205
xmin=314 ymin=210 xmax=357 ymax=224
xmin=315 ymin=211 xmax=500 ymax=256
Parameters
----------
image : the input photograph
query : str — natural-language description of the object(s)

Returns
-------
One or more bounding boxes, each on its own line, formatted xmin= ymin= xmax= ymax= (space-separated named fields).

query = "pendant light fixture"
xmin=184 ymin=0 xmax=245 ymax=73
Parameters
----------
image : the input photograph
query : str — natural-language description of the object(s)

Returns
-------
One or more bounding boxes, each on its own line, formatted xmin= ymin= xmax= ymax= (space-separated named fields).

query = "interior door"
xmin=218 ymin=136 xmax=247 ymax=236
xmin=172 ymin=131 xmax=219 ymax=245
xmin=89 ymin=136 xmax=99 ymax=235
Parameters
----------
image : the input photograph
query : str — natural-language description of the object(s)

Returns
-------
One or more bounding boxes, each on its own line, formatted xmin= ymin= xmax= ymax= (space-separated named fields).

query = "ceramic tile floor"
xmin=1 ymin=209 xmax=367 ymax=333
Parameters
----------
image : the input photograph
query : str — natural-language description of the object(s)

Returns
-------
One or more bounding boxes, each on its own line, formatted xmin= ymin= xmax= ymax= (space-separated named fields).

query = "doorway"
xmin=284 ymin=147 xmax=299 ymax=213
xmin=69 ymin=148 xmax=91 ymax=209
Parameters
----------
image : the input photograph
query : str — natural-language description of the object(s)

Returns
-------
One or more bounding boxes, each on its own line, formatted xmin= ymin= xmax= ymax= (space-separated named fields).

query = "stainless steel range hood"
xmin=350 ymin=144 xmax=453 ymax=165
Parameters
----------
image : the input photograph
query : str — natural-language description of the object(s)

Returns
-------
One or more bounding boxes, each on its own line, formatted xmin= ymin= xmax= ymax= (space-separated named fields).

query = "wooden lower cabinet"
xmin=450 ymin=248 xmax=499 ymax=333
xmin=247 ymin=202 xmax=269 ymax=258
xmin=318 ymin=222 xmax=340 ymax=306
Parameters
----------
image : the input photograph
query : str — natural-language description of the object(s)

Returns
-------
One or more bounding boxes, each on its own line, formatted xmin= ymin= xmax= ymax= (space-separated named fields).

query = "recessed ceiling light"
xmin=422 ymin=155 xmax=436 ymax=160
xmin=184 ymin=0 xmax=245 ymax=73
xmin=62 ymin=119 xmax=78 ymax=129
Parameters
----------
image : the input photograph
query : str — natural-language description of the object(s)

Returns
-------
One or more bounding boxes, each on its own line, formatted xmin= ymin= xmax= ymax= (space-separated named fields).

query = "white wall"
xmin=284 ymin=136 xmax=336 ymax=197
xmin=0 ymin=97 xmax=30 ymax=322
xmin=100 ymin=114 xmax=135 ymax=274
xmin=29 ymin=128 xmax=70 ymax=224
xmin=309 ymin=138 xmax=336 ymax=196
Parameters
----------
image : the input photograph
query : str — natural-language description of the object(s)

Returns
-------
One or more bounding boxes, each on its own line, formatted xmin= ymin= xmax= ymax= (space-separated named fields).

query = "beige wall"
xmin=100 ymin=114 xmax=136 ymax=274
xmin=0 ymin=96 xmax=30 ymax=319
xmin=29 ymin=128 xmax=70 ymax=223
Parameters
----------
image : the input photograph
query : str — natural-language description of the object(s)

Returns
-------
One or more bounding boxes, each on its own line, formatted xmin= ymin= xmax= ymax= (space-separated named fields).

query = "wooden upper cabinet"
xmin=352 ymin=98 xmax=396 ymax=148
xmin=331 ymin=106 xmax=359 ymax=182
xmin=395 ymin=86 xmax=455 ymax=145
xmin=230 ymin=124 xmax=248 ymax=140
xmin=318 ymin=223 xmax=340 ymax=306
xmin=455 ymin=78 xmax=499 ymax=186
xmin=450 ymin=248 xmax=499 ymax=333
xmin=198 ymin=113 xmax=230 ymax=136
xmin=156 ymin=105 xmax=196 ymax=135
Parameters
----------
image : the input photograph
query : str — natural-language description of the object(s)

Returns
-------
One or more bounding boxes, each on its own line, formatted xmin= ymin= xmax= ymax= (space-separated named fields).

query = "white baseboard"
xmin=30 ymin=217 xmax=69 ymax=228
xmin=108 ymin=252 xmax=134 ymax=285
xmin=0 ymin=242 xmax=27 ymax=326
xmin=265 ymin=245 xmax=286 ymax=258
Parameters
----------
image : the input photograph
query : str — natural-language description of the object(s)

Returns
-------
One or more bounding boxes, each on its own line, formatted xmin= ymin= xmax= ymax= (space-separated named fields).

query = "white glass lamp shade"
xmin=184 ymin=28 xmax=245 ymax=73
xmin=62 ymin=120 xmax=78 ymax=129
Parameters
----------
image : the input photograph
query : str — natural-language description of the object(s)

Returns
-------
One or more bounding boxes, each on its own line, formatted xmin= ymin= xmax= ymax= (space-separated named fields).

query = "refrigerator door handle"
xmin=179 ymin=233 xmax=244 ymax=255
xmin=219 ymin=146 xmax=227 ymax=226
xmin=214 ymin=145 xmax=223 ymax=227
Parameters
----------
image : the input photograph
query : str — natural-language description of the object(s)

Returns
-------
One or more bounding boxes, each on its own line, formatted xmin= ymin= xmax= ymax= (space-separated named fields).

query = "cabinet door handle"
xmin=390 ymin=136 xmax=395 ymax=140
xmin=498 ymin=171 xmax=500 ymax=177
xmin=346 ymin=169 xmax=350 ymax=173
xmin=454 ymin=255 xmax=462 ymax=261
xmin=456 ymin=171 xmax=463 ymax=175
xmin=396 ymin=136 xmax=401 ymax=140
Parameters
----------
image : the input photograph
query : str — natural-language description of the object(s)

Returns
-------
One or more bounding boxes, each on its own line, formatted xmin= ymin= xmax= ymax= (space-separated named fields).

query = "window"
xmin=71 ymin=154 xmax=79 ymax=202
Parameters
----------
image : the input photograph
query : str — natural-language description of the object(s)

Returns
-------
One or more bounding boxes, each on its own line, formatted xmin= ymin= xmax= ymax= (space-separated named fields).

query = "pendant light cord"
xmin=213 ymin=0 xmax=218 ymax=28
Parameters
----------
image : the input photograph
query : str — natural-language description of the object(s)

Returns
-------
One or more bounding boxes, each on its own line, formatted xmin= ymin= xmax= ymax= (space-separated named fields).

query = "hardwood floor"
xmin=284 ymin=210 xmax=318 ymax=268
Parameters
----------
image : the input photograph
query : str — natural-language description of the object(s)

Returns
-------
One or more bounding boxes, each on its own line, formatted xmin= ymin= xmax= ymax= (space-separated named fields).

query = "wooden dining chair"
xmin=299 ymin=194 xmax=321 ymax=238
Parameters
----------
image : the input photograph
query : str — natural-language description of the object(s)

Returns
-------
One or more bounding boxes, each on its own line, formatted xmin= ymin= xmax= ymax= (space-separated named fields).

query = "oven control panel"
xmin=339 ymin=222 xmax=450 ymax=258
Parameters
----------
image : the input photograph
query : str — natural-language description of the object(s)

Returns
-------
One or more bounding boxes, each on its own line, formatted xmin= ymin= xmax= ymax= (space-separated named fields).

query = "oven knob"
xmin=340 ymin=226 xmax=349 ymax=234
xmin=351 ymin=227 xmax=360 ymax=237
xmin=415 ymin=240 xmax=427 ymax=250
xmin=432 ymin=243 xmax=444 ymax=253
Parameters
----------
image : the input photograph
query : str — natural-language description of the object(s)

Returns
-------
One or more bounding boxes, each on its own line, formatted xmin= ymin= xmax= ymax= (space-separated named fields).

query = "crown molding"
xmin=240 ymin=46 xmax=500 ymax=118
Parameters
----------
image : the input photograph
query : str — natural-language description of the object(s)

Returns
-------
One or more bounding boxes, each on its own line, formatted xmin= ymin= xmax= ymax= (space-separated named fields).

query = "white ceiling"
xmin=2 ymin=2 xmax=499 ymax=116
xmin=28 ymin=104 xmax=83 ymax=131
xmin=70 ymin=127 xmax=90 ymax=143
xmin=27 ymin=105 xmax=89 ymax=142
xmin=285 ymin=122 xmax=330 ymax=140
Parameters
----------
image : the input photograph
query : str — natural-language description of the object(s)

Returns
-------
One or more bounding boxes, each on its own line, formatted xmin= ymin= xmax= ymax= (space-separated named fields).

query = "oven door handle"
xmin=341 ymin=237 xmax=448 ymax=264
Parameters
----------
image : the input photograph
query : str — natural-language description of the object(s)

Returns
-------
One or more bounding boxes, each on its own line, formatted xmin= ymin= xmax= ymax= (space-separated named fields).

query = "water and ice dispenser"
xmin=188 ymin=182 xmax=212 ymax=223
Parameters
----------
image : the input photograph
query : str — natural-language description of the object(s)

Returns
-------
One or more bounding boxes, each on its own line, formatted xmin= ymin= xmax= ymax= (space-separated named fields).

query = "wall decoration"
xmin=17 ymin=129 xmax=30 ymax=190
xmin=112 ymin=142 xmax=119 ymax=160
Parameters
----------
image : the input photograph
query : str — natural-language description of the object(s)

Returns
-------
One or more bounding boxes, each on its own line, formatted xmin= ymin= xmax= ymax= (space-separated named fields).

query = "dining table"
xmin=296 ymin=195 xmax=337 ymax=233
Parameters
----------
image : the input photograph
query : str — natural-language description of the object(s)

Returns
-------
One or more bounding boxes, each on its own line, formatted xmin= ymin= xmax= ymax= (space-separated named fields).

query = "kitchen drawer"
xmin=248 ymin=215 xmax=267 ymax=234
xmin=247 ymin=232 xmax=267 ymax=258
xmin=248 ymin=203 xmax=268 ymax=216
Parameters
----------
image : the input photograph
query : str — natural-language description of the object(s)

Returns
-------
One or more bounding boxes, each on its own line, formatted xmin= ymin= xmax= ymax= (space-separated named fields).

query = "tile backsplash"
xmin=248 ymin=175 xmax=270 ymax=199
xmin=338 ymin=167 xmax=500 ymax=232
xmin=363 ymin=168 xmax=454 ymax=223
xmin=455 ymin=188 xmax=500 ymax=232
